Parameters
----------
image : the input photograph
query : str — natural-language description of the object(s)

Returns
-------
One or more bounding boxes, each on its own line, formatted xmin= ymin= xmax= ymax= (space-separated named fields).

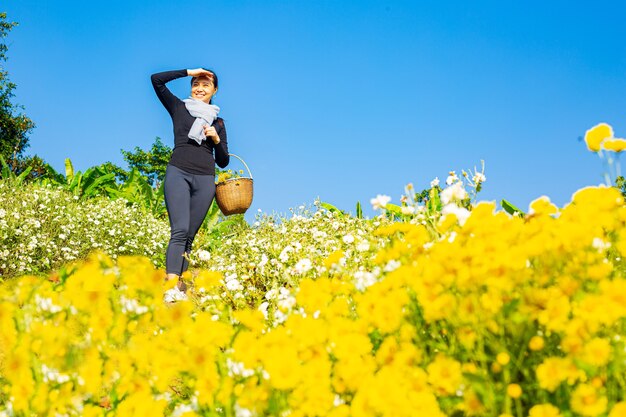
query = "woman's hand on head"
xmin=187 ymin=68 xmax=213 ymax=77
xmin=203 ymin=125 xmax=220 ymax=144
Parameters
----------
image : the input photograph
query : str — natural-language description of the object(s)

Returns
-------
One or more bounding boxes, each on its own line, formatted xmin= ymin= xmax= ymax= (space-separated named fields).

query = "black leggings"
xmin=163 ymin=163 xmax=216 ymax=276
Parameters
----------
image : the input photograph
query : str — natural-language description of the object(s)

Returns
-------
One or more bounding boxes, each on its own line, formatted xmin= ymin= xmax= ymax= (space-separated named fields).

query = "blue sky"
xmin=4 ymin=0 xmax=626 ymax=221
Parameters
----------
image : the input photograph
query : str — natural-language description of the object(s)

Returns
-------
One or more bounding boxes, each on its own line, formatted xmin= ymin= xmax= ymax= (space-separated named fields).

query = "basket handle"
xmin=228 ymin=153 xmax=253 ymax=179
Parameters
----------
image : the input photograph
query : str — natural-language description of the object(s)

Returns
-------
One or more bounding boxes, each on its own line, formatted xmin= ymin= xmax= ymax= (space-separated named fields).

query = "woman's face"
xmin=191 ymin=76 xmax=217 ymax=104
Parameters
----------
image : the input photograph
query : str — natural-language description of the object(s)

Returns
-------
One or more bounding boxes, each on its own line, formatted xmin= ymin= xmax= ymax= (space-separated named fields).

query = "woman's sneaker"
xmin=164 ymin=287 xmax=188 ymax=303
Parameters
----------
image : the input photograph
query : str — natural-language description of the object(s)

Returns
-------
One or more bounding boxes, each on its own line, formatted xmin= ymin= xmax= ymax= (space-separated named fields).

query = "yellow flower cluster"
xmin=372 ymin=185 xmax=626 ymax=415
xmin=1 ymin=184 xmax=626 ymax=415
xmin=584 ymin=122 xmax=626 ymax=152
xmin=216 ymin=171 xmax=233 ymax=183
xmin=216 ymin=168 xmax=245 ymax=184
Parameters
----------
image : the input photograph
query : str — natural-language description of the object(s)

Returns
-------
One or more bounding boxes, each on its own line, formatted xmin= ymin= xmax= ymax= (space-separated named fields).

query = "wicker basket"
xmin=215 ymin=154 xmax=254 ymax=215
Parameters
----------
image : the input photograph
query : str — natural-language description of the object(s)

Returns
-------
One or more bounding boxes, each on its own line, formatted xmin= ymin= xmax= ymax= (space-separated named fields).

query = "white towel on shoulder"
xmin=182 ymin=97 xmax=220 ymax=145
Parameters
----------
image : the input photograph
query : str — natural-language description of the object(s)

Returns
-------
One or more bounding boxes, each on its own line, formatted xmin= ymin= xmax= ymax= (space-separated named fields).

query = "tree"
xmin=97 ymin=161 xmax=130 ymax=184
xmin=99 ymin=136 xmax=172 ymax=187
xmin=120 ymin=136 xmax=172 ymax=187
xmin=0 ymin=12 xmax=35 ymax=169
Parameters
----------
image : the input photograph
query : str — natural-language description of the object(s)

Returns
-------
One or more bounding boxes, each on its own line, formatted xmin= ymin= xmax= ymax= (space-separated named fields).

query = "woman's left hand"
xmin=203 ymin=125 xmax=220 ymax=144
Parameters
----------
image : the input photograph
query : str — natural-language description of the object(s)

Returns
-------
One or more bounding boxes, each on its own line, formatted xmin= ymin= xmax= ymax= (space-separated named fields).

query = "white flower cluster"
xmin=34 ymin=294 xmax=63 ymax=314
xmin=0 ymin=181 xmax=170 ymax=279
xmin=171 ymin=403 xmax=196 ymax=417
xmin=259 ymin=286 xmax=296 ymax=324
xmin=224 ymin=272 xmax=244 ymax=293
xmin=370 ymin=194 xmax=391 ymax=210
xmin=235 ymin=404 xmax=256 ymax=417
xmin=383 ymin=162 xmax=487 ymax=227
xmin=120 ymin=295 xmax=149 ymax=315
xmin=41 ymin=364 xmax=71 ymax=384
xmin=225 ymin=357 xmax=256 ymax=378
xmin=353 ymin=268 xmax=379 ymax=291
xmin=440 ymin=180 xmax=471 ymax=225
xmin=196 ymin=200 xmax=391 ymax=318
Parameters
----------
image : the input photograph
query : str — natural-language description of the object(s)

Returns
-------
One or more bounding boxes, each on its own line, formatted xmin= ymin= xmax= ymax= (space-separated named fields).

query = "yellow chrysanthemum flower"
xmin=529 ymin=404 xmax=562 ymax=417
xmin=323 ymin=249 xmax=344 ymax=269
xmin=496 ymin=352 xmax=510 ymax=366
xmin=529 ymin=196 xmax=559 ymax=216
xmin=536 ymin=357 xmax=573 ymax=392
xmin=584 ymin=123 xmax=613 ymax=152
xmin=233 ymin=308 xmax=266 ymax=333
xmin=580 ymin=338 xmax=612 ymax=367
xmin=426 ymin=354 xmax=462 ymax=396
xmin=609 ymin=402 xmax=626 ymax=417
xmin=602 ymin=138 xmax=626 ymax=152
xmin=507 ymin=383 xmax=522 ymax=398
xmin=529 ymin=336 xmax=545 ymax=351
xmin=570 ymin=384 xmax=607 ymax=417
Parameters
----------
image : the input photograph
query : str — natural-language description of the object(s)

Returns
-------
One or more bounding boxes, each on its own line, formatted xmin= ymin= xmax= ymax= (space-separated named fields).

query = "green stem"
xmin=504 ymin=367 xmax=511 ymax=415
xmin=515 ymin=397 xmax=523 ymax=417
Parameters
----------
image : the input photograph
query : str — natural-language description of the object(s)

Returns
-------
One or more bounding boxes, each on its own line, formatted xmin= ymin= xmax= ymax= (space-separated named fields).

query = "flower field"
xmin=1 ymin=124 xmax=626 ymax=416
xmin=0 ymin=181 xmax=169 ymax=278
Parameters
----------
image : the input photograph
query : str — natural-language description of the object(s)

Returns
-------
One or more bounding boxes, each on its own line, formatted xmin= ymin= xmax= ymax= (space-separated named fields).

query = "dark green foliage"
xmin=96 ymin=161 xmax=130 ymax=184
xmin=104 ymin=167 xmax=167 ymax=218
xmin=616 ymin=176 xmax=626 ymax=199
xmin=416 ymin=185 xmax=441 ymax=204
xmin=0 ymin=12 xmax=35 ymax=168
xmin=119 ymin=136 xmax=171 ymax=187
xmin=0 ymin=154 xmax=30 ymax=183
xmin=5 ymin=154 xmax=61 ymax=182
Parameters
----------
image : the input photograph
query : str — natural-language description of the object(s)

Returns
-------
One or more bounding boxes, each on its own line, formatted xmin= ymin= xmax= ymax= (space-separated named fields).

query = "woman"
xmin=151 ymin=68 xmax=229 ymax=293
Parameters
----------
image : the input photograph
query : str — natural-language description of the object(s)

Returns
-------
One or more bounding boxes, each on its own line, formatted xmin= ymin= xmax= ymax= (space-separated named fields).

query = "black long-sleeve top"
xmin=151 ymin=69 xmax=229 ymax=175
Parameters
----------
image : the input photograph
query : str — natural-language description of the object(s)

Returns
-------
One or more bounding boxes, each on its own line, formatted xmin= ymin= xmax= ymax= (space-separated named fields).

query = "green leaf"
xmin=501 ymin=199 xmax=525 ymax=217
xmin=151 ymin=181 xmax=166 ymax=217
xmin=68 ymin=171 xmax=82 ymax=194
xmin=83 ymin=172 xmax=116 ymax=198
xmin=122 ymin=168 xmax=137 ymax=191
xmin=384 ymin=203 xmax=404 ymax=217
xmin=104 ymin=186 xmax=122 ymax=198
xmin=15 ymin=166 xmax=32 ymax=183
xmin=80 ymin=167 xmax=100 ymax=195
xmin=501 ymin=298 xmax=521 ymax=317
xmin=356 ymin=201 xmax=363 ymax=219
xmin=428 ymin=187 xmax=442 ymax=212
xmin=320 ymin=201 xmax=346 ymax=216
xmin=214 ymin=218 xmax=239 ymax=234
xmin=203 ymin=200 xmax=222 ymax=231
xmin=64 ymin=158 xmax=74 ymax=184
xmin=0 ymin=155 xmax=14 ymax=180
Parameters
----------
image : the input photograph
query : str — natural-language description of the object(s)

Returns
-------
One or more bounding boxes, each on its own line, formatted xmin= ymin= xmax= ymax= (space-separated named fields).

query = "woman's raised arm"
xmin=150 ymin=69 xmax=188 ymax=115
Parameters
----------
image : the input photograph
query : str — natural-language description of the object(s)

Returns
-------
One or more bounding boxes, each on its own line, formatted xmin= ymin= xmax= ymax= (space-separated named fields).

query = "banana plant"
xmin=63 ymin=158 xmax=117 ymax=198
xmin=105 ymin=168 xmax=166 ymax=218
xmin=0 ymin=155 xmax=32 ymax=184
xmin=37 ymin=163 xmax=66 ymax=186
